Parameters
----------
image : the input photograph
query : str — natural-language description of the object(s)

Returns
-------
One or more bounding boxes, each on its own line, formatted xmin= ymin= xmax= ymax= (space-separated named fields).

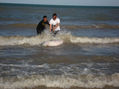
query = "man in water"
xmin=49 ymin=13 xmax=60 ymax=35
xmin=36 ymin=16 xmax=49 ymax=34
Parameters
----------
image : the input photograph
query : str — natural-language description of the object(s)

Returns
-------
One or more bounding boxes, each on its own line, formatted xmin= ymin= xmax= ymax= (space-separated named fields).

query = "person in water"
xmin=49 ymin=13 xmax=60 ymax=35
xmin=36 ymin=16 xmax=49 ymax=34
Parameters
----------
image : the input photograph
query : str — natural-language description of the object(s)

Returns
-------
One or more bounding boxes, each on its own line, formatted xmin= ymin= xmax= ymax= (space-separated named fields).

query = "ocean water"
xmin=0 ymin=3 xmax=119 ymax=89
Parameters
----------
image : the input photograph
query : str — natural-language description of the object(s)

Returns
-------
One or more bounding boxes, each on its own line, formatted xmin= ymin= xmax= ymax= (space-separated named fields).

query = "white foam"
xmin=0 ymin=30 xmax=118 ymax=46
xmin=0 ymin=63 xmax=47 ymax=68
xmin=42 ymin=40 xmax=63 ymax=47
xmin=0 ymin=73 xmax=119 ymax=89
xmin=70 ymin=36 xmax=119 ymax=44
xmin=0 ymin=63 xmax=119 ymax=89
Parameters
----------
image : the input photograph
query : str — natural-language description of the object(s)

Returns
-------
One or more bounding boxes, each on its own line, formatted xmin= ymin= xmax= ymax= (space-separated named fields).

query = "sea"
xmin=0 ymin=3 xmax=119 ymax=89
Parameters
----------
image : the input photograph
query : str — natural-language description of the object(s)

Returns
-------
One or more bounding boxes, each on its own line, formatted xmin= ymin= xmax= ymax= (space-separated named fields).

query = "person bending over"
xmin=49 ymin=13 xmax=60 ymax=35
xmin=36 ymin=16 xmax=49 ymax=34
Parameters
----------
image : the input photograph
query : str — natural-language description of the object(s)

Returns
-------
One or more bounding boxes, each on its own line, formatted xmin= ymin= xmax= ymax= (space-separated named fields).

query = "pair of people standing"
xmin=36 ymin=13 xmax=60 ymax=35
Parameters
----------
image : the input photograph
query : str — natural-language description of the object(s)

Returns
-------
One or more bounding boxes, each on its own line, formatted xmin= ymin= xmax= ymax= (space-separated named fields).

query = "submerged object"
xmin=42 ymin=40 xmax=63 ymax=47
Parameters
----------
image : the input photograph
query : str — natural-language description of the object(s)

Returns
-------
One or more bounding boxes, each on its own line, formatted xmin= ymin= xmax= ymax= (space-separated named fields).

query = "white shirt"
xmin=49 ymin=18 xmax=60 ymax=31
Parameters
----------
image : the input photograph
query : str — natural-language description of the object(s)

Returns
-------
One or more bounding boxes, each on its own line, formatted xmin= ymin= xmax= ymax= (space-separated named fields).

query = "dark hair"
xmin=43 ymin=16 xmax=47 ymax=18
xmin=52 ymin=13 xmax=57 ymax=17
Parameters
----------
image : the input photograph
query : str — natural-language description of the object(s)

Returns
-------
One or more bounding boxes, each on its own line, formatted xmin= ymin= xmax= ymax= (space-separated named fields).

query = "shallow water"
xmin=0 ymin=3 xmax=119 ymax=89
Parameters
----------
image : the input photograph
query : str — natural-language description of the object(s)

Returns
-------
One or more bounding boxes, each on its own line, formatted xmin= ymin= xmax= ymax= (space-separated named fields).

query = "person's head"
xmin=52 ymin=13 xmax=57 ymax=20
xmin=43 ymin=16 xmax=47 ymax=22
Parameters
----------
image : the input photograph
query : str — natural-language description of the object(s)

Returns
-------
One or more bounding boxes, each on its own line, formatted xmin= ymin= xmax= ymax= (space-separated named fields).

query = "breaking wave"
xmin=0 ymin=74 xmax=119 ymax=89
xmin=0 ymin=30 xmax=119 ymax=46
xmin=0 ymin=62 xmax=119 ymax=89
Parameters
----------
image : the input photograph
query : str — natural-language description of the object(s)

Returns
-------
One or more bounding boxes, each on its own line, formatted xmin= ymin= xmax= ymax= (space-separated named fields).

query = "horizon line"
xmin=0 ymin=2 xmax=119 ymax=8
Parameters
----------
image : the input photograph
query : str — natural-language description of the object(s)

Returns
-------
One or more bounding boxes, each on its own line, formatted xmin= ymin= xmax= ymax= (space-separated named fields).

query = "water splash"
xmin=0 ymin=30 xmax=118 ymax=46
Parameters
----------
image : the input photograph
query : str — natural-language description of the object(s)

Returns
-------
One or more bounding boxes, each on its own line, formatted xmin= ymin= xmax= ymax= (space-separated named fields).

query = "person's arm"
xmin=50 ymin=24 xmax=52 ymax=32
xmin=36 ymin=21 xmax=42 ymax=31
xmin=49 ymin=19 xmax=52 ymax=32
xmin=46 ymin=21 xmax=50 ymax=25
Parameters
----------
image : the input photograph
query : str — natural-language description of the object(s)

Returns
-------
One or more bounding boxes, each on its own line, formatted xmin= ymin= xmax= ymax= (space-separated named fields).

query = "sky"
xmin=0 ymin=0 xmax=119 ymax=6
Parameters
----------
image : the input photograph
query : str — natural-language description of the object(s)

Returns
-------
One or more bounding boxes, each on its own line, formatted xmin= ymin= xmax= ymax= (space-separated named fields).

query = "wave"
xmin=0 ymin=62 xmax=119 ymax=89
xmin=0 ymin=23 xmax=35 ymax=28
xmin=0 ymin=73 xmax=119 ymax=89
xmin=62 ymin=24 xmax=119 ymax=29
xmin=70 ymin=36 xmax=119 ymax=44
xmin=0 ymin=31 xmax=119 ymax=46
xmin=1 ymin=23 xmax=119 ymax=29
